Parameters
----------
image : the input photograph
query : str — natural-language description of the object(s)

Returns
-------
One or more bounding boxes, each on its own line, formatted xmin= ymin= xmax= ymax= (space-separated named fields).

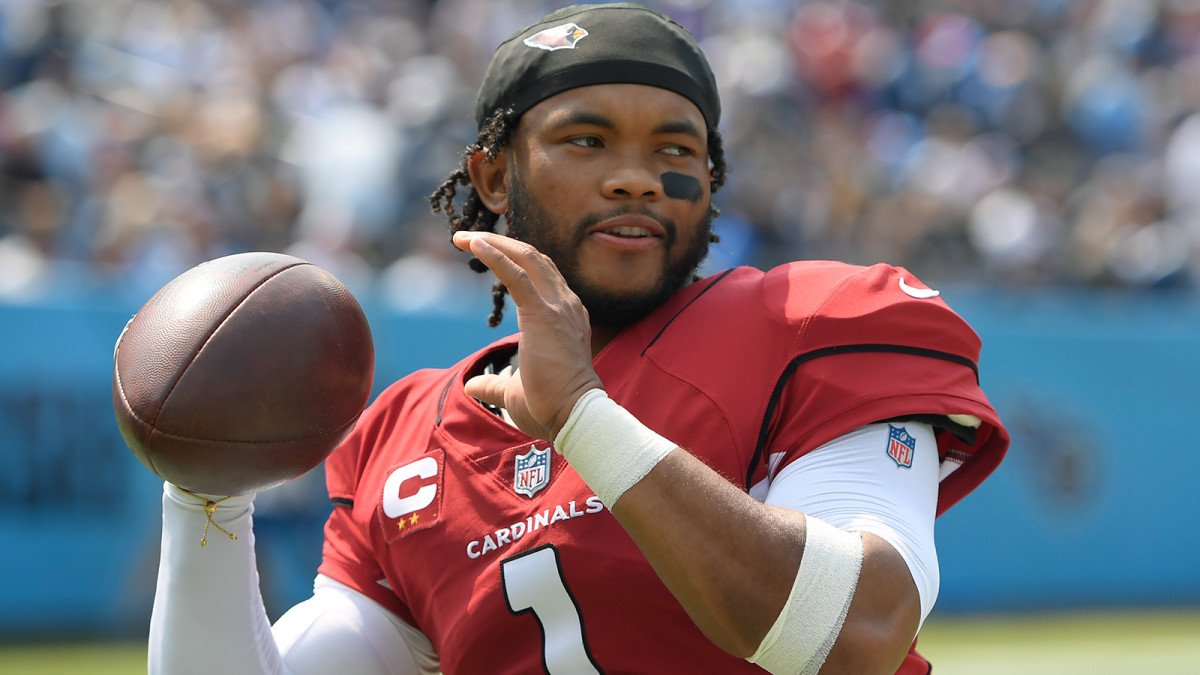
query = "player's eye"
xmin=568 ymin=135 xmax=603 ymax=148
xmin=660 ymin=144 xmax=695 ymax=157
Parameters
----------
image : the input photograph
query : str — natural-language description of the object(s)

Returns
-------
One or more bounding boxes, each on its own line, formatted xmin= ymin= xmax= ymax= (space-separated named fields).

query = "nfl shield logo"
xmin=886 ymin=425 xmax=916 ymax=469
xmin=514 ymin=445 xmax=551 ymax=497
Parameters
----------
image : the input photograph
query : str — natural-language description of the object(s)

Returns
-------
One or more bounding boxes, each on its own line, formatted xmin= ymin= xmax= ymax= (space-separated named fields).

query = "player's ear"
xmin=468 ymin=149 xmax=509 ymax=215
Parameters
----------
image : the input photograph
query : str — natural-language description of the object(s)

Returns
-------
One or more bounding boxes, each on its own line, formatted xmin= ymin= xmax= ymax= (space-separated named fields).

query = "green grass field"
xmin=917 ymin=610 xmax=1200 ymax=674
xmin=1 ymin=610 xmax=1197 ymax=674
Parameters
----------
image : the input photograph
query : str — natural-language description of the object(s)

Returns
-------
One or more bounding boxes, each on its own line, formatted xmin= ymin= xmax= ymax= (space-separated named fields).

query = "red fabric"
xmin=318 ymin=262 xmax=1008 ymax=674
xmin=898 ymin=639 xmax=933 ymax=674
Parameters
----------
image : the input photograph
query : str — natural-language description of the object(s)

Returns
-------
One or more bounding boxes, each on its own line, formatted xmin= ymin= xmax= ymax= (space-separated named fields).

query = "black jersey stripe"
xmin=331 ymin=497 xmax=354 ymax=508
xmin=745 ymin=343 xmax=979 ymax=489
xmin=641 ymin=268 xmax=736 ymax=356
xmin=436 ymin=369 xmax=459 ymax=426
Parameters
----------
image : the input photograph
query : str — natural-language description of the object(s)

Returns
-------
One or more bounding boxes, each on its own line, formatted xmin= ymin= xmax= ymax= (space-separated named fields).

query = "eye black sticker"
xmin=661 ymin=172 xmax=703 ymax=203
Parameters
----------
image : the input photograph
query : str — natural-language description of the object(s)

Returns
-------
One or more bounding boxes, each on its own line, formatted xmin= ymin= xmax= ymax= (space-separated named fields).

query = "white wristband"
xmin=553 ymin=389 xmax=675 ymax=508
xmin=747 ymin=515 xmax=864 ymax=675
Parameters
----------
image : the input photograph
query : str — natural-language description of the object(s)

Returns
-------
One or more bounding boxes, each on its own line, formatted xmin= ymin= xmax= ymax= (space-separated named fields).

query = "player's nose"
xmin=601 ymin=156 xmax=661 ymax=200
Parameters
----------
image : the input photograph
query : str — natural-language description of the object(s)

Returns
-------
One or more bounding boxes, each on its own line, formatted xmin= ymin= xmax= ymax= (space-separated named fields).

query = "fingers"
xmin=452 ymin=232 xmax=562 ymax=305
xmin=463 ymin=372 xmax=511 ymax=409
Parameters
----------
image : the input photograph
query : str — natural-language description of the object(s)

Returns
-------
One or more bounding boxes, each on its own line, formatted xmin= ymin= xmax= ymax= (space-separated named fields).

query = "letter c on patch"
xmin=383 ymin=456 xmax=438 ymax=519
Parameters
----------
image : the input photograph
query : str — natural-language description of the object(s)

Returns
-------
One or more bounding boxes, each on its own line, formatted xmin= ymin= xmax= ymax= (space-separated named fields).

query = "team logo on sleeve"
xmin=514 ymin=445 xmax=551 ymax=497
xmin=379 ymin=448 xmax=444 ymax=543
xmin=887 ymin=425 xmax=916 ymax=468
xmin=524 ymin=23 xmax=589 ymax=51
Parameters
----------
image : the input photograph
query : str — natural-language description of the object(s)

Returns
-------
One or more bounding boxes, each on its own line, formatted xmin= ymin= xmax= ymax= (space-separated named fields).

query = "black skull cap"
xmin=475 ymin=3 xmax=720 ymax=132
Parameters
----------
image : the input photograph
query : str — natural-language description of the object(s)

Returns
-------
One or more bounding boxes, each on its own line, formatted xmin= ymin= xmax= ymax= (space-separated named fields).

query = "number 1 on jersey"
xmin=501 ymin=544 xmax=602 ymax=674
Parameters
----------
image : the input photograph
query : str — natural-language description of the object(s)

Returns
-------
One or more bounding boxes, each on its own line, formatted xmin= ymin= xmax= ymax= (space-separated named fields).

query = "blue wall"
xmin=936 ymin=289 xmax=1200 ymax=612
xmin=0 ymin=287 xmax=1196 ymax=636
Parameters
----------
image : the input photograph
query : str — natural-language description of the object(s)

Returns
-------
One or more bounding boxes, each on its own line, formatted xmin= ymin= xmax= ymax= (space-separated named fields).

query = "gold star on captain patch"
xmin=409 ymin=514 xmax=420 ymax=526
xmin=396 ymin=520 xmax=406 ymax=531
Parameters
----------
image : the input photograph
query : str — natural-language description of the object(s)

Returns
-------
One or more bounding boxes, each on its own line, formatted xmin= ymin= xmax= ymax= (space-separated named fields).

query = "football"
xmin=112 ymin=252 xmax=375 ymax=496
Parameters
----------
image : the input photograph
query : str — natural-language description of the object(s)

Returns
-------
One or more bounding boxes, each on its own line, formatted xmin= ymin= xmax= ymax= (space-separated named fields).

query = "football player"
xmin=149 ymin=4 xmax=1007 ymax=674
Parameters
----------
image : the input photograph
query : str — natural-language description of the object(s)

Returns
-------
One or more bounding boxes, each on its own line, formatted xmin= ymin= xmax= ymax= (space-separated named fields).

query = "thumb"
xmin=463 ymin=372 xmax=513 ymax=409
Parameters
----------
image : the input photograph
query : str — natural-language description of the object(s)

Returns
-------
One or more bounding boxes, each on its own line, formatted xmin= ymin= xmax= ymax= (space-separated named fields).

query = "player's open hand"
xmin=453 ymin=231 xmax=604 ymax=441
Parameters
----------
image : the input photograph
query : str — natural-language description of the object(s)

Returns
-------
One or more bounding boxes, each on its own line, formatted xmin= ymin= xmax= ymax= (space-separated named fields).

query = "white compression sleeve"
xmin=273 ymin=575 xmax=436 ymax=675
xmin=151 ymin=483 xmax=432 ymax=675
xmin=149 ymin=483 xmax=286 ymax=675
xmin=763 ymin=422 xmax=941 ymax=628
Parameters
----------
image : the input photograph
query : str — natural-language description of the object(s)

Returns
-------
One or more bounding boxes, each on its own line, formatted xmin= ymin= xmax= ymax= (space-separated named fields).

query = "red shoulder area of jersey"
xmin=642 ymin=263 xmax=1007 ymax=515
xmin=324 ymin=366 xmax=462 ymax=502
xmin=763 ymin=261 xmax=1006 ymax=513
xmin=761 ymin=260 xmax=981 ymax=362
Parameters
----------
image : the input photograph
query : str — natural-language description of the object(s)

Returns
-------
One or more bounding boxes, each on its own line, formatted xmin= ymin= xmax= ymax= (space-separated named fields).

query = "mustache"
xmin=574 ymin=207 xmax=677 ymax=243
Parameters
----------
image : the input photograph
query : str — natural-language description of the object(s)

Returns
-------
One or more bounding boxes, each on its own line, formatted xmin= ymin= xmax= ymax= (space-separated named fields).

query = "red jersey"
xmin=320 ymin=262 xmax=1008 ymax=674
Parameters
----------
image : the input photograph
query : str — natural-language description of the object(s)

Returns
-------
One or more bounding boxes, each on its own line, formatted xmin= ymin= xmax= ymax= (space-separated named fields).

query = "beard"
xmin=502 ymin=172 xmax=714 ymax=330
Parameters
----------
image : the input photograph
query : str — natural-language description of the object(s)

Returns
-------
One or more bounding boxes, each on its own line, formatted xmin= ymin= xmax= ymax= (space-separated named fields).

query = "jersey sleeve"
xmin=762 ymin=262 xmax=1008 ymax=515
xmin=319 ymin=381 xmax=420 ymax=626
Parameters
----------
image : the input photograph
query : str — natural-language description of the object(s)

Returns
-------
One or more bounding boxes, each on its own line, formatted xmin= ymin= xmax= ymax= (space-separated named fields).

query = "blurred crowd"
xmin=2 ymin=0 xmax=1199 ymax=309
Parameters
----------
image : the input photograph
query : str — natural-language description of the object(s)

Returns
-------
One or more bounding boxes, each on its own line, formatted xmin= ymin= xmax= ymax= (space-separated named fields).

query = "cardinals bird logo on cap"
xmin=524 ymin=22 xmax=589 ymax=51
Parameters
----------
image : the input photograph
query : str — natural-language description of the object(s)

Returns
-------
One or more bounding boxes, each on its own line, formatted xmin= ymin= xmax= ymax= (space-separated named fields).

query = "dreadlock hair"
xmin=430 ymin=107 xmax=731 ymax=328
xmin=430 ymin=108 xmax=515 ymax=327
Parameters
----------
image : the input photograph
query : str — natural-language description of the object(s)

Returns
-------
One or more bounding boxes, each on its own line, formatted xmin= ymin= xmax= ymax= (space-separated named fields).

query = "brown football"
xmin=112 ymin=252 xmax=374 ymax=496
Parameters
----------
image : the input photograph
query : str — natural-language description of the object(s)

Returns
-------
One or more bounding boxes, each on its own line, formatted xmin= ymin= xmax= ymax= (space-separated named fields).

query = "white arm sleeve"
xmin=762 ymin=422 xmax=941 ymax=629
xmin=150 ymin=483 xmax=437 ymax=675
xmin=275 ymin=575 xmax=440 ymax=675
